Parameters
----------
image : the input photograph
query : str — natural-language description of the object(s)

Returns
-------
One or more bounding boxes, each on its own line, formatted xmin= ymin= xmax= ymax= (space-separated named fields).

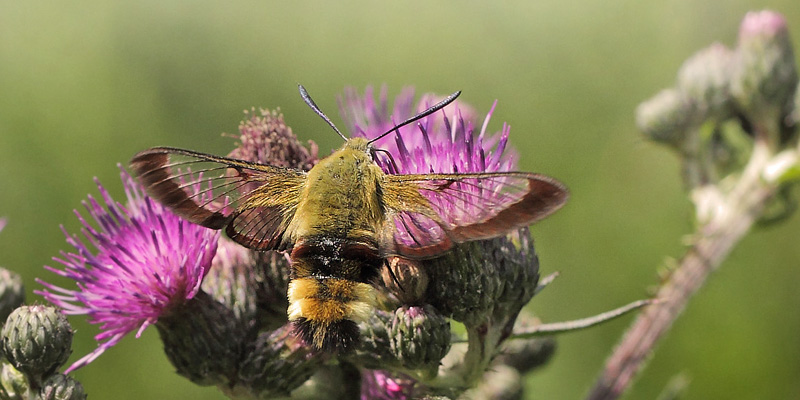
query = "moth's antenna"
xmin=298 ymin=84 xmax=348 ymax=141
xmin=367 ymin=90 xmax=461 ymax=145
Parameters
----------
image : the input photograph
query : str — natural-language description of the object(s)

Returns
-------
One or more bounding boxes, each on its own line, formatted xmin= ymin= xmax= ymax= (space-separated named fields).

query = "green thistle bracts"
xmin=1 ymin=306 xmax=72 ymax=385
xmin=38 ymin=374 xmax=86 ymax=400
xmin=156 ymin=292 xmax=245 ymax=387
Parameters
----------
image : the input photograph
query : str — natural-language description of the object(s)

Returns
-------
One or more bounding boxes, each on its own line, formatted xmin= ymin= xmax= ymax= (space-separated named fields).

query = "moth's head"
xmin=342 ymin=137 xmax=388 ymax=168
xmin=298 ymin=84 xmax=461 ymax=165
xmin=344 ymin=137 xmax=371 ymax=152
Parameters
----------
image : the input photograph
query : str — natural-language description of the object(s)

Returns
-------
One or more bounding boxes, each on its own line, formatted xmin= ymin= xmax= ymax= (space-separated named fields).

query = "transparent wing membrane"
xmin=130 ymin=147 xmax=305 ymax=250
xmin=384 ymin=172 xmax=567 ymax=257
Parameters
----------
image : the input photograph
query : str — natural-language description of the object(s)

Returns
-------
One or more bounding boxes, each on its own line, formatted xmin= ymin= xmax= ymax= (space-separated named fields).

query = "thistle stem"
xmin=585 ymin=138 xmax=778 ymax=400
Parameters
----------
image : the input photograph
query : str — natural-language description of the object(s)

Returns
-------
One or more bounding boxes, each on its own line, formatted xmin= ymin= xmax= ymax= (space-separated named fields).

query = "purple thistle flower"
xmin=339 ymin=86 xmax=518 ymax=175
xmin=36 ymin=168 xmax=219 ymax=373
xmin=0 ymin=218 xmax=6 ymax=233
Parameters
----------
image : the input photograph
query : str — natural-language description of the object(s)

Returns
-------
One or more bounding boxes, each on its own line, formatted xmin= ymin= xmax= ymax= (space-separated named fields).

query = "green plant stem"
xmin=585 ymin=139 xmax=778 ymax=400
xmin=426 ymin=324 xmax=500 ymax=397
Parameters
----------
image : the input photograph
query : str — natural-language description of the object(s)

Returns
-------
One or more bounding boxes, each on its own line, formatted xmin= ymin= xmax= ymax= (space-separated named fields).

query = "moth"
xmin=130 ymin=86 xmax=568 ymax=352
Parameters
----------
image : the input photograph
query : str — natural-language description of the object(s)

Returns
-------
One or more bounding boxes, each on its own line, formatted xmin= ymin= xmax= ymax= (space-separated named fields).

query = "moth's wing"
xmin=381 ymin=172 xmax=568 ymax=258
xmin=130 ymin=147 xmax=306 ymax=251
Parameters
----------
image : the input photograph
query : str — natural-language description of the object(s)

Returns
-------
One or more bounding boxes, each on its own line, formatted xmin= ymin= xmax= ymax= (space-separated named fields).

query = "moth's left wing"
xmin=130 ymin=146 xmax=306 ymax=251
xmin=381 ymin=172 xmax=568 ymax=258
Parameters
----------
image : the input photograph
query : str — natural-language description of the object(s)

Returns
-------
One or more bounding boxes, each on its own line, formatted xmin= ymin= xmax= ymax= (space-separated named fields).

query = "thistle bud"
xmin=350 ymin=310 xmax=394 ymax=369
xmin=1 ymin=305 xmax=72 ymax=383
xmin=390 ymin=305 xmax=450 ymax=377
xmin=38 ymin=374 xmax=86 ymax=400
xmin=636 ymin=89 xmax=693 ymax=146
xmin=235 ymin=324 xmax=322 ymax=398
xmin=0 ymin=268 xmax=25 ymax=324
xmin=677 ymin=43 xmax=735 ymax=121
xmin=0 ymin=361 xmax=28 ymax=400
xmin=155 ymin=292 xmax=244 ymax=386
xmin=425 ymin=230 xmax=539 ymax=328
xmin=424 ymin=240 xmax=502 ymax=326
xmin=730 ymin=10 xmax=798 ymax=131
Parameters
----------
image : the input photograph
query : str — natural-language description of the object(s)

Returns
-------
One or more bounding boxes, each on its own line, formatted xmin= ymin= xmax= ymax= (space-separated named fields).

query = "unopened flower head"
xmin=37 ymin=168 xmax=219 ymax=372
xmin=732 ymin=10 xmax=798 ymax=127
xmin=1 ymin=305 xmax=73 ymax=382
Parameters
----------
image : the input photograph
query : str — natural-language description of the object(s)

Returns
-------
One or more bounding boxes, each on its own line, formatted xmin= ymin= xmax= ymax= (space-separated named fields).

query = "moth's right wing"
xmin=381 ymin=171 xmax=568 ymax=259
xmin=130 ymin=146 xmax=306 ymax=251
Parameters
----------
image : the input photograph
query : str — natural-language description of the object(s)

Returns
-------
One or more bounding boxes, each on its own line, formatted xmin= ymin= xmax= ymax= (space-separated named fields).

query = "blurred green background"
xmin=1 ymin=1 xmax=799 ymax=399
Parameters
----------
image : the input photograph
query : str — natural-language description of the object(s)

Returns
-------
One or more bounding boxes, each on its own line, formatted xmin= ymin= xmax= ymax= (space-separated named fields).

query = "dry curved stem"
xmin=509 ymin=299 xmax=655 ymax=340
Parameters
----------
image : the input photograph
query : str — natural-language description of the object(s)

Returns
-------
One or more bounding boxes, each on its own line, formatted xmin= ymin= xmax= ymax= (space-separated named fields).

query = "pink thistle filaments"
xmin=340 ymin=86 xmax=517 ymax=177
xmin=36 ymin=168 xmax=219 ymax=373
xmin=360 ymin=370 xmax=418 ymax=400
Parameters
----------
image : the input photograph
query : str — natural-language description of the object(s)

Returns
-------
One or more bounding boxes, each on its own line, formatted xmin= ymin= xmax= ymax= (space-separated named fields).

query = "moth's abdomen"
xmin=287 ymin=237 xmax=381 ymax=352
xmin=288 ymin=277 xmax=375 ymax=351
